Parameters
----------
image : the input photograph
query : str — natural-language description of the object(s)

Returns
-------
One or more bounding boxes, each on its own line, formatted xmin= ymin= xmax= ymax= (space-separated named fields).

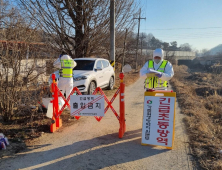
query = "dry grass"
xmin=171 ymin=65 xmax=222 ymax=170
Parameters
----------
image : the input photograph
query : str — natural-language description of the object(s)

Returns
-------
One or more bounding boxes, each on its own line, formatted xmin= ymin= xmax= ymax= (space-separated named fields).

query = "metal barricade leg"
xmin=119 ymin=73 xmax=126 ymax=138
xmin=50 ymin=74 xmax=62 ymax=132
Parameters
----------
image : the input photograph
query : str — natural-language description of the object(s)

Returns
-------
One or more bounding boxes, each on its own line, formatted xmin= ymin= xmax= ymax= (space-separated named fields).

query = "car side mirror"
xmin=96 ymin=67 xmax=102 ymax=71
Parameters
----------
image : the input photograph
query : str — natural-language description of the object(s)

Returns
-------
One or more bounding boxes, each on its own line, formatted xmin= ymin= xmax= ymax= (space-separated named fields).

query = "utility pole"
xmin=140 ymin=33 xmax=146 ymax=65
xmin=110 ymin=0 xmax=115 ymax=71
xmin=122 ymin=28 xmax=128 ymax=67
xmin=133 ymin=8 xmax=146 ymax=70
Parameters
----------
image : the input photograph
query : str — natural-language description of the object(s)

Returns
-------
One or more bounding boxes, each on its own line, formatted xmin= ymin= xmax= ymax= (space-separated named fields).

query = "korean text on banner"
xmin=70 ymin=95 xmax=105 ymax=116
xmin=141 ymin=96 xmax=175 ymax=148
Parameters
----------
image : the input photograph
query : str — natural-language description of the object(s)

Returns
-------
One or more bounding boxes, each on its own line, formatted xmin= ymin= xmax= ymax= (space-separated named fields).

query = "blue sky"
xmin=137 ymin=0 xmax=222 ymax=51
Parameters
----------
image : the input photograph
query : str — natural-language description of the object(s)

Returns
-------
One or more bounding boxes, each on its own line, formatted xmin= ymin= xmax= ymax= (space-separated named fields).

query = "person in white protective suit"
xmin=140 ymin=48 xmax=174 ymax=90
xmin=53 ymin=54 xmax=77 ymax=99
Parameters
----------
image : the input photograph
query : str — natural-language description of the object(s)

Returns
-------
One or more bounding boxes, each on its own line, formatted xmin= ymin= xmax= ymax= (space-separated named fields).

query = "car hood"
xmin=73 ymin=70 xmax=94 ymax=78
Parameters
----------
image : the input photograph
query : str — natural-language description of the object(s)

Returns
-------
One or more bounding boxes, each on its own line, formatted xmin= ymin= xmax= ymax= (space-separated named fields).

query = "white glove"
xmin=147 ymin=68 xmax=151 ymax=73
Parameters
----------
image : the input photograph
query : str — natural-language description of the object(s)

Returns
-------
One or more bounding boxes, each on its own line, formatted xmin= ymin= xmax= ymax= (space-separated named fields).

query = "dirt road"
xmin=1 ymin=77 xmax=195 ymax=170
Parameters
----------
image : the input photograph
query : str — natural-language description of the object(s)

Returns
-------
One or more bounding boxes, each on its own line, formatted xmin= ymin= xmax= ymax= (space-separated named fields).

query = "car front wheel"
xmin=88 ymin=81 xmax=96 ymax=94
xmin=107 ymin=76 xmax=114 ymax=90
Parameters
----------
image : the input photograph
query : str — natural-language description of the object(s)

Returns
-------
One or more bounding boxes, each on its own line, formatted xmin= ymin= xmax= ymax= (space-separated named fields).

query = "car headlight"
xmin=74 ymin=76 xmax=88 ymax=81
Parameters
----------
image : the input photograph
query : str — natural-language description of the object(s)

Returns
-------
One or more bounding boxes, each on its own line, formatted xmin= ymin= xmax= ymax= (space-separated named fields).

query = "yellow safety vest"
xmin=60 ymin=59 xmax=74 ymax=78
xmin=145 ymin=60 xmax=168 ymax=88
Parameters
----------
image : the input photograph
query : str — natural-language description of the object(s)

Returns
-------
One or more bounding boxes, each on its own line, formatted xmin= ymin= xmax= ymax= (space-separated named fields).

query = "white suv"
xmin=49 ymin=58 xmax=115 ymax=94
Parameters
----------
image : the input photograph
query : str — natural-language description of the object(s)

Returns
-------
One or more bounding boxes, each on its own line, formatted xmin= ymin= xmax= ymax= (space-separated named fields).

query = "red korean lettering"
xmin=160 ymin=98 xmax=170 ymax=105
xmin=158 ymin=121 xmax=169 ymax=129
xmin=156 ymin=137 xmax=168 ymax=145
xmin=159 ymin=105 xmax=170 ymax=113
xmin=158 ymin=113 xmax=169 ymax=121
xmin=157 ymin=129 xmax=170 ymax=137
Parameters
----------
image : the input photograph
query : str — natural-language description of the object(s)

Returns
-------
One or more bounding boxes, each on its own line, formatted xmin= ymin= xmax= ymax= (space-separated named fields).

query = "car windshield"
xmin=73 ymin=60 xmax=95 ymax=70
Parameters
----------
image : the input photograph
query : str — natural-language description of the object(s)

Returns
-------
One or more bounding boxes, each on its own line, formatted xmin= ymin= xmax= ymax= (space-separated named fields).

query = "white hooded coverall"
xmin=53 ymin=55 xmax=77 ymax=98
xmin=140 ymin=48 xmax=174 ymax=89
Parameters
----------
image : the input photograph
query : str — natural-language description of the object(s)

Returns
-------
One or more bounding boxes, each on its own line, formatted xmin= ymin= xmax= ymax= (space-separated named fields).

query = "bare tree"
xmin=0 ymin=1 xmax=55 ymax=121
xmin=201 ymin=48 xmax=210 ymax=57
xmin=179 ymin=43 xmax=192 ymax=51
xmin=18 ymin=0 xmax=139 ymax=58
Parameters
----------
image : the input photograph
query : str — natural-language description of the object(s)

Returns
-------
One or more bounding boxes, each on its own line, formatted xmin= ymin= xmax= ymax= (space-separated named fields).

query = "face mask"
xmin=154 ymin=59 xmax=161 ymax=64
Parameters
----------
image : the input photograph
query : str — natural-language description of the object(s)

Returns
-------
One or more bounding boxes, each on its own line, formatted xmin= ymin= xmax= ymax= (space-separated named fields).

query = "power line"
xmin=149 ymin=33 xmax=222 ymax=38
xmin=142 ymin=30 xmax=222 ymax=39
xmin=158 ymin=36 xmax=222 ymax=39
xmin=141 ymin=26 xmax=222 ymax=31
xmin=153 ymin=32 xmax=222 ymax=36
xmin=151 ymin=33 xmax=222 ymax=38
